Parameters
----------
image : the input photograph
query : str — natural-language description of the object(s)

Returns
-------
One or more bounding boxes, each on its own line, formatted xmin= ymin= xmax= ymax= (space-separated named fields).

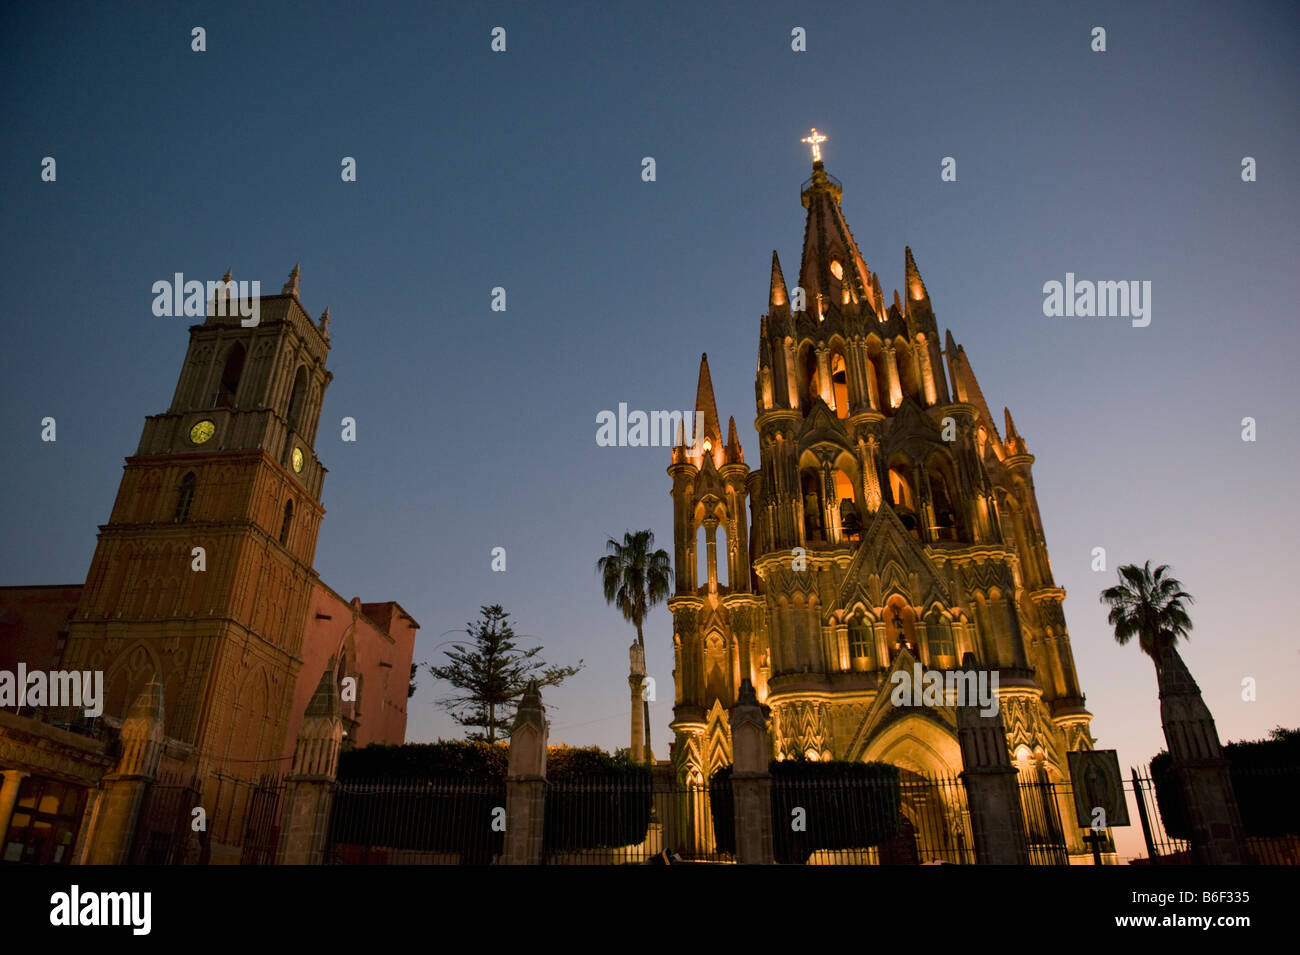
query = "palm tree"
xmin=1099 ymin=560 xmax=1195 ymax=668
xmin=598 ymin=530 xmax=672 ymax=761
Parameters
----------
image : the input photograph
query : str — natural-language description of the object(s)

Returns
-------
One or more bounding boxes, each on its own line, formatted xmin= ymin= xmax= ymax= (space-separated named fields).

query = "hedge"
xmin=544 ymin=748 xmax=654 ymax=851
xmin=710 ymin=759 xmax=901 ymax=863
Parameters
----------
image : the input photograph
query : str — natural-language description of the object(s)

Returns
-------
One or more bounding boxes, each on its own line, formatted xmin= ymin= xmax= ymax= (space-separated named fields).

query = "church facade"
xmin=666 ymin=159 xmax=1094 ymax=824
xmin=0 ymin=268 xmax=416 ymax=864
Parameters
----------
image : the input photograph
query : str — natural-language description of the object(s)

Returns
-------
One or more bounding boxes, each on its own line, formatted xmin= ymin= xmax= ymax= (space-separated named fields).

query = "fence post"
xmin=1155 ymin=644 xmax=1248 ymax=864
xmin=729 ymin=678 xmax=773 ymax=864
xmin=956 ymin=655 xmax=1030 ymax=864
xmin=503 ymin=680 xmax=547 ymax=865
xmin=276 ymin=669 xmax=342 ymax=864
xmin=82 ymin=679 xmax=165 ymax=864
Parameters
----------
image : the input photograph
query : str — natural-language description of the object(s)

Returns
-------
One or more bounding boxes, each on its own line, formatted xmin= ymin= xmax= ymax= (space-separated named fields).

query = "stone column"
xmin=729 ymin=679 xmax=773 ymax=864
xmin=83 ymin=679 xmax=165 ymax=865
xmin=917 ymin=334 xmax=938 ymax=405
xmin=815 ymin=345 xmax=833 ymax=406
xmin=956 ymin=655 xmax=1030 ymax=864
xmin=629 ymin=642 xmax=646 ymax=764
xmin=503 ymin=681 xmax=547 ymax=865
xmin=1156 ymin=645 xmax=1247 ymax=865
xmin=277 ymin=669 xmax=342 ymax=865
xmin=883 ymin=343 xmax=902 ymax=408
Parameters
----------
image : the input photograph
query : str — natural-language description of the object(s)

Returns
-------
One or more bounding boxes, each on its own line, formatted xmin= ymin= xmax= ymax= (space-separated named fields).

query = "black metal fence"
xmin=544 ymin=779 xmax=730 ymax=864
xmin=129 ymin=773 xmax=200 ymax=865
xmin=1131 ymin=767 xmax=1300 ymax=865
xmin=326 ymin=778 xmax=506 ymax=864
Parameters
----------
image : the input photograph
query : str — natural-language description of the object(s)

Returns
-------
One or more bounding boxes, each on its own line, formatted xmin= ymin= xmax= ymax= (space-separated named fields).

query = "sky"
xmin=1 ymin=2 xmax=1297 ymax=859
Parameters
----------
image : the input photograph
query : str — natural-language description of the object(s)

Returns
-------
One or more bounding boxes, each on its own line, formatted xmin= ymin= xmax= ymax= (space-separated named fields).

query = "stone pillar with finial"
xmin=1156 ymin=643 xmax=1247 ymax=864
xmin=82 ymin=679 xmax=166 ymax=865
xmin=503 ymin=680 xmax=547 ymax=864
xmin=282 ymin=263 xmax=301 ymax=298
xmin=629 ymin=641 xmax=646 ymax=763
xmin=729 ymin=678 xmax=773 ymax=864
xmin=276 ymin=669 xmax=343 ymax=864
xmin=955 ymin=653 xmax=1030 ymax=864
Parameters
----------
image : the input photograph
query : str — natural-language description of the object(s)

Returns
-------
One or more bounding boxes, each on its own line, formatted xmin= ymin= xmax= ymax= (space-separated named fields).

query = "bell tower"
xmin=60 ymin=266 xmax=334 ymax=785
xmin=667 ymin=354 xmax=766 ymax=784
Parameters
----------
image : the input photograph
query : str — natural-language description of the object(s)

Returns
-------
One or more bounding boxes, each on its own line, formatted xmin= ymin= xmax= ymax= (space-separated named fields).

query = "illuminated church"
xmin=666 ymin=142 xmax=1095 ymax=825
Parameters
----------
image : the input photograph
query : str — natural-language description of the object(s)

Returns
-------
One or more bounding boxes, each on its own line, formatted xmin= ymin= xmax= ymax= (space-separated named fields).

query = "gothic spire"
xmin=769 ymin=250 xmax=790 ymax=310
xmin=945 ymin=334 xmax=1000 ymax=445
xmin=905 ymin=246 xmax=930 ymax=305
xmin=282 ymin=262 xmax=301 ymax=297
xmin=797 ymin=160 xmax=872 ymax=321
xmin=1004 ymin=407 xmax=1027 ymax=455
xmin=725 ymin=415 xmax=744 ymax=464
xmin=694 ymin=352 xmax=723 ymax=454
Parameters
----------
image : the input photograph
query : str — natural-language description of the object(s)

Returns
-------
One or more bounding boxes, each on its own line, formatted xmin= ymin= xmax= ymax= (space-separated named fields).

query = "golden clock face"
xmin=292 ymin=447 xmax=304 ymax=473
xmin=189 ymin=420 xmax=215 ymax=445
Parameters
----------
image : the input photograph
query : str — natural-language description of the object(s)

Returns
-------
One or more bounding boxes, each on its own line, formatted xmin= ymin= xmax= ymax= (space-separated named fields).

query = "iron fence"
xmin=544 ymin=779 xmax=730 ymax=864
xmin=128 ymin=773 xmax=200 ymax=865
xmin=1131 ymin=766 xmax=1300 ymax=865
xmin=326 ymin=778 xmax=506 ymax=864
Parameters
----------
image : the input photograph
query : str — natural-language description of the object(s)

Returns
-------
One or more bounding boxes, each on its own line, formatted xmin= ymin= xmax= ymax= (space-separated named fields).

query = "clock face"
xmin=189 ymin=420 xmax=216 ymax=445
xmin=292 ymin=447 xmax=304 ymax=473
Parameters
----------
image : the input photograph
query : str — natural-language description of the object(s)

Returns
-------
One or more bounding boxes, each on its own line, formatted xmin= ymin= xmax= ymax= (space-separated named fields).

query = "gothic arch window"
xmin=286 ymin=365 xmax=309 ymax=434
xmin=704 ymin=632 xmax=730 ymax=704
xmin=834 ymin=467 xmax=860 ymax=541
xmin=888 ymin=462 xmax=918 ymax=538
xmin=848 ymin=613 xmax=873 ymax=670
xmin=717 ymin=521 xmax=729 ymax=589
xmin=215 ymin=342 xmax=246 ymax=409
xmin=894 ymin=339 xmax=920 ymax=402
xmin=173 ymin=472 xmax=197 ymax=522
xmin=800 ymin=467 xmax=825 ymax=543
xmin=830 ymin=351 xmax=849 ymax=418
xmin=797 ymin=342 xmax=820 ymax=410
xmin=925 ymin=456 xmax=961 ymax=542
xmin=279 ymin=499 xmax=293 ymax=546
xmin=925 ymin=609 xmax=956 ymax=667
xmin=695 ymin=522 xmax=706 ymax=590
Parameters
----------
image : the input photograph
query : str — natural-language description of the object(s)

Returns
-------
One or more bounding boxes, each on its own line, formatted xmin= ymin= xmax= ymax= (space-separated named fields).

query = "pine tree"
xmin=426 ymin=605 xmax=582 ymax=742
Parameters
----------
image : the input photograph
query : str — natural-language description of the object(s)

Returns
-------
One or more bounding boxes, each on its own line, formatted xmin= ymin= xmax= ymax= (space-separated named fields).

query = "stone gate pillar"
xmin=729 ymin=679 xmax=773 ymax=864
xmin=503 ymin=681 xmax=547 ymax=865
xmin=1156 ymin=645 xmax=1247 ymax=865
xmin=83 ymin=679 xmax=165 ymax=865
xmin=277 ymin=669 xmax=342 ymax=865
xmin=956 ymin=655 xmax=1030 ymax=864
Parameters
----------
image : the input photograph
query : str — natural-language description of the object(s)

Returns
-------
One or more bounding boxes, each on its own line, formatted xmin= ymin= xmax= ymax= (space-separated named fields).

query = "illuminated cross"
xmin=802 ymin=128 xmax=828 ymax=162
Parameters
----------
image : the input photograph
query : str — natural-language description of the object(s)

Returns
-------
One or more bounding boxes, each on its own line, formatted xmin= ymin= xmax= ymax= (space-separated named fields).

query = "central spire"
xmin=797 ymin=139 xmax=875 ymax=320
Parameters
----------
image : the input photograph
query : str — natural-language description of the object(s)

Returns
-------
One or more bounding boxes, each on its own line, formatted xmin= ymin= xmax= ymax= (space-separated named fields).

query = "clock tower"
xmin=60 ymin=265 xmax=334 ymax=784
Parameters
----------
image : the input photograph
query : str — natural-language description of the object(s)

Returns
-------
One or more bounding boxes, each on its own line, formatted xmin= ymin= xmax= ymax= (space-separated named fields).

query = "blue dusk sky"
xmin=1 ymin=1 xmax=1297 ymax=856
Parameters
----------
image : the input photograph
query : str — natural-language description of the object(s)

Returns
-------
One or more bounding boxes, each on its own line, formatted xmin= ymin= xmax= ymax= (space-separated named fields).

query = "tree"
xmin=1099 ymin=560 xmax=1195 ymax=667
xmin=408 ymin=662 xmax=418 ymax=699
xmin=426 ymin=605 xmax=582 ymax=742
xmin=597 ymin=529 xmax=672 ymax=760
